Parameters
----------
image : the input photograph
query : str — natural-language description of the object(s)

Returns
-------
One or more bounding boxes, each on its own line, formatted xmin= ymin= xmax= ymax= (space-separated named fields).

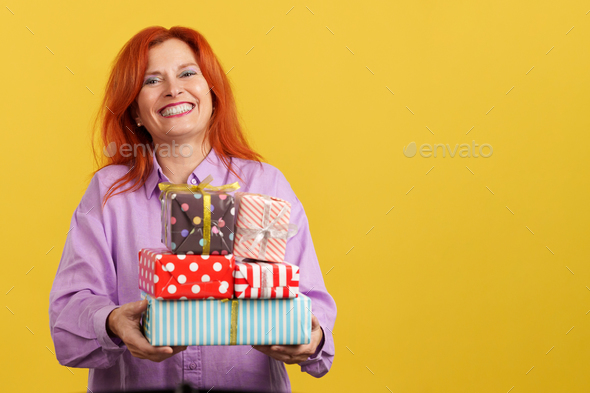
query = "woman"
xmin=48 ymin=26 xmax=336 ymax=392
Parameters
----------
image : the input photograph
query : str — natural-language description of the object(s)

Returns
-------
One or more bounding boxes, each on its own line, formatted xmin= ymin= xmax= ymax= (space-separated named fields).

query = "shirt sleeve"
xmin=48 ymin=173 xmax=127 ymax=368
xmin=273 ymin=171 xmax=337 ymax=378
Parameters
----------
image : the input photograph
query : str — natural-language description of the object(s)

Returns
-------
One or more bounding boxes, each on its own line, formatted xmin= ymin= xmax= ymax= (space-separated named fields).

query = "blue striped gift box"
xmin=140 ymin=291 xmax=311 ymax=346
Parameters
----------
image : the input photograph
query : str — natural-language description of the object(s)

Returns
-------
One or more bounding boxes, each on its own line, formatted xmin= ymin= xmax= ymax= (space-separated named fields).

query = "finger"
xmin=127 ymin=342 xmax=174 ymax=361
xmin=274 ymin=353 xmax=294 ymax=363
xmin=269 ymin=345 xmax=308 ymax=360
xmin=270 ymin=344 xmax=305 ymax=355
xmin=152 ymin=346 xmax=176 ymax=360
xmin=253 ymin=345 xmax=309 ymax=364
xmin=129 ymin=299 xmax=148 ymax=317
xmin=254 ymin=344 xmax=300 ymax=355
xmin=170 ymin=346 xmax=188 ymax=355
xmin=253 ymin=345 xmax=287 ymax=360
xmin=311 ymin=314 xmax=321 ymax=331
xmin=276 ymin=344 xmax=316 ymax=360
xmin=252 ymin=345 xmax=272 ymax=351
xmin=261 ymin=348 xmax=293 ymax=363
xmin=252 ymin=345 xmax=273 ymax=356
xmin=142 ymin=346 xmax=178 ymax=363
xmin=153 ymin=346 xmax=175 ymax=354
xmin=125 ymin=326 xmax=174 ymax=357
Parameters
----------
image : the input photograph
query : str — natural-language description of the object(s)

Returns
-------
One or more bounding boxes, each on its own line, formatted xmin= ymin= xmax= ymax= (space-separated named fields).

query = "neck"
xmin=153 ymin=137 xmax=211 ymax=184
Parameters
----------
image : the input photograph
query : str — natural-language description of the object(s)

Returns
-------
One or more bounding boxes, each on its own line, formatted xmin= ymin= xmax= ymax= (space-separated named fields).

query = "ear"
xmin=129 ymin=101 xmax=141 ymax=124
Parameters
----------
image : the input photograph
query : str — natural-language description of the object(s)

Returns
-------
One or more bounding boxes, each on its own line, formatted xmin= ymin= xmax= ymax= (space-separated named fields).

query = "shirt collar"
xmin=144 ymin=146 xmax=230 ymax=200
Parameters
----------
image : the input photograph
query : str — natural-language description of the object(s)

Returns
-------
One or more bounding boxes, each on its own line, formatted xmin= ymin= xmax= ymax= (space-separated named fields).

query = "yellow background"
xmin=1 ymin=1 xmax=590 ymax=392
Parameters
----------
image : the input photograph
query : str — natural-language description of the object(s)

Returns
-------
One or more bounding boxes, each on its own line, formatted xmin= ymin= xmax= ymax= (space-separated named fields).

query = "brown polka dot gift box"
xmin=233 ymin=192 xmax=299 ymax=263
xmin=138 ymin=248 xmax=235 ymax=300
xmin=158 ymin=175 xmax=240 ymax=255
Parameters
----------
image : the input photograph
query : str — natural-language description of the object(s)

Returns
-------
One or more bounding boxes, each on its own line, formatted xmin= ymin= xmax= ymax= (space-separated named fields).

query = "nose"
xmin=164 ymin=76 xmax=184 ymax=97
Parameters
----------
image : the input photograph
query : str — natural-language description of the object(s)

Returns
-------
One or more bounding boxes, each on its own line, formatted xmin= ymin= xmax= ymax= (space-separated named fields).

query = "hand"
xmin=253 ymin=314 xmax=324 ymax=365
xmin=107 ymin=299 xmax=187 ymax=362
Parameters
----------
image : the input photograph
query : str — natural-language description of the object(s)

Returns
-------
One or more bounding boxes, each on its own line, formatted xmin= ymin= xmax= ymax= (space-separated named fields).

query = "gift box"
xmin=234 ymin=260 xmax=299 ymax=299
xmin=234 ymin=192 xmax=298 ymax=262
xmin=140 ymin=291 xmax=312 ymax=346
xmin=138 ymin=248 xmax=235 ymax=299
xmin=159 ymin=176 xmax=240 ymax=254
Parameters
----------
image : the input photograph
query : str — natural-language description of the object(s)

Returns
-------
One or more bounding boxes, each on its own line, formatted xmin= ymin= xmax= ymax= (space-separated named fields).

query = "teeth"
xmin=160 ymin=103 xmax=194 ymax=117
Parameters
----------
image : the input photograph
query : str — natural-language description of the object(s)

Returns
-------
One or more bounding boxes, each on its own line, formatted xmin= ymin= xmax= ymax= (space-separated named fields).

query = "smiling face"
xmin=132 ymin=38 xmax=213 ymax=145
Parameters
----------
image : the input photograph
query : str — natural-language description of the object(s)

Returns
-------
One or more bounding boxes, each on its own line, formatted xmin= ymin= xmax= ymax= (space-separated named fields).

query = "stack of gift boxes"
xmin=138 ymin=176 xmax=312 ymax=346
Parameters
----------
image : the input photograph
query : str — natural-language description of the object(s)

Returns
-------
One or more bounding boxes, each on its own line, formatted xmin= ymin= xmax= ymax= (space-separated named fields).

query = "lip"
xmin=158 ymin=101 xmax=196 ymax=115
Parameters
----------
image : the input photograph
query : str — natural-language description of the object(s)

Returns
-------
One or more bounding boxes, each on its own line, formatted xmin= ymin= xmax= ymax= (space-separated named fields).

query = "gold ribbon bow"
xmin=159 ymin=175 xmax=240 ymax=254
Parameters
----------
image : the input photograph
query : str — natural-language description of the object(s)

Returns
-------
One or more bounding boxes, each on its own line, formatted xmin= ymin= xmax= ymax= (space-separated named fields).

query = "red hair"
xmin=90 ymin=26 xmax=264 ymax=210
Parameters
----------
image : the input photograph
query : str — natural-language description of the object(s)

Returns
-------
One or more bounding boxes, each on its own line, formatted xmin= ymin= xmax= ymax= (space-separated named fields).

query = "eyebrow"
xmin=144 ymin=62 xmax=200 ymax=76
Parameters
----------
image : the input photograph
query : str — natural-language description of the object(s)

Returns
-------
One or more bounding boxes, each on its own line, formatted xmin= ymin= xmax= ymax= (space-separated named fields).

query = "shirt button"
xmin=190 ymin=178 xmax=197 ymax=185
xmin=189 ymin=362 xmax=197 ymax=370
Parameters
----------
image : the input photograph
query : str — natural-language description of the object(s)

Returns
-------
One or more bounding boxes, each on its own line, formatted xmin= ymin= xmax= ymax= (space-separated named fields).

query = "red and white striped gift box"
xmin=233 ymin=260 xmax=299 ymax=299
xmin=234 ymin=193 xmax=293 ymax=263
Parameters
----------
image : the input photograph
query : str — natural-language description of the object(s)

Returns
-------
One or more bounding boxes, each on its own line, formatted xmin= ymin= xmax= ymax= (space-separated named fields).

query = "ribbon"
xmin=221 ymin=299 xmax=239 ymax=345
xmin=192 ymin=220 xmax=232 ymax=254
xmin=260 ymin=264 xmax=274 ymax=289
xmin=158 ymin=174 xmax=241 ymax=194
xmin=203 ymin=192 xmax=211 ymax=254
xmin=237 ymin=195 xmax=298 ymax=260
xmin=159 ymin=175 xmax=240 ymax=254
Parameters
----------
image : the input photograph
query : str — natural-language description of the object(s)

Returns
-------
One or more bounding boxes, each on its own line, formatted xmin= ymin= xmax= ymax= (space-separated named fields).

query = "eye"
xmin=143 ymin=70 xmax=198 ymax=86
xmin=181 ymin=70 xmax=198 ymax=77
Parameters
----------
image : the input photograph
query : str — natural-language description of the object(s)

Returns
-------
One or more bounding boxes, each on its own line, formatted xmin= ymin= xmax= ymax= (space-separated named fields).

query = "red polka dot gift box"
xmin=138 ymin=248 xmax=235 ymax=300
xmin=158 ymin=176 xmax=239 ymax=255
xmin=233 ymin=259 xmax=300 ymax=299
xmin=233 ymin=192 xmax=299 ymax=263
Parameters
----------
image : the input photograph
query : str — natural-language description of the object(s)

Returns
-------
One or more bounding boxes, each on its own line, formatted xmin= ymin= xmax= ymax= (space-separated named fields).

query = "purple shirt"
xmin=48 ymin=147 xmax=336 ymax=392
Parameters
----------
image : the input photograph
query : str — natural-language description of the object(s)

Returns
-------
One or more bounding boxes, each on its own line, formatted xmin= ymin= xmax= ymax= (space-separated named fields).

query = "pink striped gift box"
xmin=233 ymin=192 xmax=298 ymax=263
xmin=233 ymin=260 xmax=299 ymax=299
